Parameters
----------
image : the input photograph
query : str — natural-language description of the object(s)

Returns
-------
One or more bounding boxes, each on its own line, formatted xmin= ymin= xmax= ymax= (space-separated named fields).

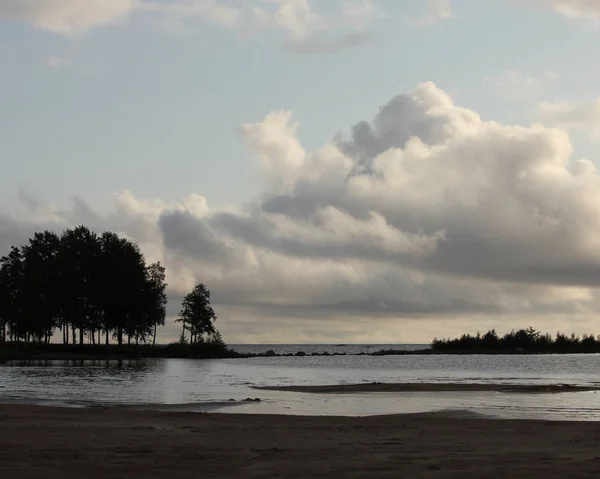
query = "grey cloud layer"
xmin=156 ymin=82 xmax=600 ymax=317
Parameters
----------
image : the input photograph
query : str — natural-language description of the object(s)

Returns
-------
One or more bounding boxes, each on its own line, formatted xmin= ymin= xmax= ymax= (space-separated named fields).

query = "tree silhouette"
xmin=145 ymin=262 xmax=167 ymax=346
xmin=0 ymin=226 xmax=168 ymax=346
xmin=0 ymin=247 xmax=25 ymax=341
xmin=58 ymin=226 xmax=101 ymax=345
xmin=21 ymin=231 xmax=61 ymax=343
xmin=176 ymin=283 xmax=218 ymax=344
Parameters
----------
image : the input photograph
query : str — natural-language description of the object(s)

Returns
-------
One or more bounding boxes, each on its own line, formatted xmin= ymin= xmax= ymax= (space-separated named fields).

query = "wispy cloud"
xmin=522 ymin=0 xmax=600 ymax=29
xmin=0 ymin=0 xmax=379 ymax=54
xmin=285 ymin=31 xmax=373 ymax=54
xmin=483 ymin=70 xmax=558 ymax=98
xmin=530 ymin=0 xmax=600 ymax=21
xmin=0 ymin=0 xmax=139 ymax=37
xmin=538 ymin=96 xmax=600 ymax=140
xmin=414 ymin=0 xmax=454 ymax=27
xmin=140 ymin=0 xmax=241 ymax=29
xmin=45 ymin=56 xmax=70 ymax=68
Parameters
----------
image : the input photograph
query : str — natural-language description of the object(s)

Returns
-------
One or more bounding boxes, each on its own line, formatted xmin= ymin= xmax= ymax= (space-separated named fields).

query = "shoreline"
xmin=253 ymin=382 xmax=600 ymax=394
xmin=5 ymin=349 xmax=600 ymax=360
xmin=2 ymin=404 xmax=600 ymax=477
xmin=6 ymin=343 xmax=600 ymax=360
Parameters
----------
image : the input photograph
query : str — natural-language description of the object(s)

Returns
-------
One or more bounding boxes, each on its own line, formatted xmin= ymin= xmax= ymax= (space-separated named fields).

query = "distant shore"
xmin=2 ymin=404 xmax=600 ymax=478
xmin=254 ymin=382 xmax=600 ymax=394
xmin=6 ymin=342 xmax=600 ymax=361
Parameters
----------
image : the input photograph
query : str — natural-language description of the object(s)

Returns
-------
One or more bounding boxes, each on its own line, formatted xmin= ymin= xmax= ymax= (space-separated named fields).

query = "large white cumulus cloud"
xmin=237 ymin=82 xmax=600 ymax=287
xmin=3 ymin=82 xmax=600 ymax=340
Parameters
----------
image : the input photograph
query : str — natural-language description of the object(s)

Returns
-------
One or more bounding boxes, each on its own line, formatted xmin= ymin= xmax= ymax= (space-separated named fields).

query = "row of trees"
xmin=0 ymin=226 xmax=167 ymax=346
xmin=432 ymin=327 xmax=600 ymax=353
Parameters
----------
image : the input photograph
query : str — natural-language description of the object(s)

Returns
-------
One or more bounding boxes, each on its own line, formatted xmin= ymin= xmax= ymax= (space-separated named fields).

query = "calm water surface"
xmin=2 ymin=352 xmax=600 ymax=421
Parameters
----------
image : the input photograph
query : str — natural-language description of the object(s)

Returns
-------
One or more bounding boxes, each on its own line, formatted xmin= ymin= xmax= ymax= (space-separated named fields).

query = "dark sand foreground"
xmin=255 ymin=382 xmax=600 ymax=394
xmin=3 ymin=404 xmax=600 ymax=478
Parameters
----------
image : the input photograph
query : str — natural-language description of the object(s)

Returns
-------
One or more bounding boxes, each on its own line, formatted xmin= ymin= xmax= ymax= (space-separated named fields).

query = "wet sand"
xmin=116 ymin=400 xmax=258 ymax=412
xmin=3 ymin=404 xmax=600 ymax=478
xmin=254 ymin=382 xmax=600 ymax=394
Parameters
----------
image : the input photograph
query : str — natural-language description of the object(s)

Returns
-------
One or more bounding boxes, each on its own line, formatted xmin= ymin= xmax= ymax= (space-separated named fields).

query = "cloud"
xmin=530 ymin=0 xmax=600 ymax=21
xmin=1 ymin=0 xmax=377 ymax=54
xmin=157 ymin=0 xmax=378 ymax=53
xmin=414 ymin=0 xmax=454 ymax=27
xmin=538 ymin=97 xmax=600 ymax=139
xmin=140 ymin=0 xmax=241 ymax=30
xmin=483 ymin=70 xmax=558 ymax=99
xmin=45 ymin=56 xmax=69 ymax=68
xmin=7 ymin=82 xmax=600 ymax=342
xmin=409 ymin=1 xmax=600 ymax=28
xmin=285 ymin=31 xmax=373 ymax=54
xmin=0 ymin=0 xmax=138 ymax=36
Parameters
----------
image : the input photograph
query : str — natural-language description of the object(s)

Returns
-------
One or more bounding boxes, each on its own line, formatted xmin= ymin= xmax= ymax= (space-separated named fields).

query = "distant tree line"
xmin=0 ymin=226 xmax=167 ymax=346
xmin=432 ymin=327 xmax=600 ymax=353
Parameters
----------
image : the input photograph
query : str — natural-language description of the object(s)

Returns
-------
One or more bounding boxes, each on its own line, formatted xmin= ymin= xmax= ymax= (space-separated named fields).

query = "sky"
xmin=4 ymin=0 xmax=600 ymax=344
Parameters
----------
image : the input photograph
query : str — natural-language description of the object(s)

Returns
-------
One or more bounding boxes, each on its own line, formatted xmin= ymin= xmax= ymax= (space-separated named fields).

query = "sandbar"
xmin=253 ymin=382 xmax=600 ymax=394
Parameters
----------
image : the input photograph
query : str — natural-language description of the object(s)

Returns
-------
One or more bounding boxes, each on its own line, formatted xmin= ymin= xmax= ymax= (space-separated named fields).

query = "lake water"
xmin=2 ymin=351 xmax=600 ymax=421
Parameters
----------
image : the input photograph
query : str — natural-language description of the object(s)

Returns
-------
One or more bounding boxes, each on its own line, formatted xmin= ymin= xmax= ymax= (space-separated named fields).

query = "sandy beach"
xmin=2 ymin=404 xmax=600 ymax=478
xmin=254 ymin=382 xmax=600 ymax=394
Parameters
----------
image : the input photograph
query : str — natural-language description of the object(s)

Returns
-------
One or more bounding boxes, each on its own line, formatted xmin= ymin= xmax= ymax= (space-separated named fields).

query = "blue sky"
xmin=4 ymin=0 xmax=600 ymax=343
xmin=3 ymin=0 xmax=600 ymax=212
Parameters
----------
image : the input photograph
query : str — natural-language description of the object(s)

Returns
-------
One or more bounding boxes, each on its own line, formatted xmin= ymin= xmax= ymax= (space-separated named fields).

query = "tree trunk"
xmin=72 ymin=326 xmax=76 ymax=345
xmin=153 ymin=324 xmax=157 ymax=346
xmin=105 ymin=327 xmax=109 ymax=345
xmin=97 ymin=330 xmax=101 ymax=345
xmin=91 ymin=331 xmax=95 ymax=345
xmin=79 ymin=328 xmax=84 ymax=346
xmin=127 ymin=335 xmax=131 ymax=346
xmin=117 ymin=327 xmax=123 ymax=346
